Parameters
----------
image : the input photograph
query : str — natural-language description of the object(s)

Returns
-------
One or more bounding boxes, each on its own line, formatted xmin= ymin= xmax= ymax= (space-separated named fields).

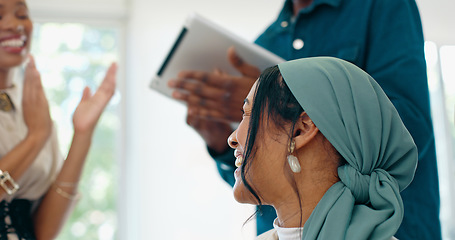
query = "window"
xmin=425 ymin=42 xmax=455 ymax=239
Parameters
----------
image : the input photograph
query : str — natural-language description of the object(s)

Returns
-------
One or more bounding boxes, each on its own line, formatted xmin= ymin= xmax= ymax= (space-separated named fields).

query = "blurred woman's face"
xmin=0 ymin=0 xmax=32 ymax=70
xmin=228 ymin=81 xmax=292 ymax=205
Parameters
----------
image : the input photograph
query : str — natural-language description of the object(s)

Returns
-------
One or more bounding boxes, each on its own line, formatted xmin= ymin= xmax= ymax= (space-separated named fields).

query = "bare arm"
xmin=33 ymin=63 xmax=117 ymax=240
xmin=0 ymin=57 xmax=52 ymax=200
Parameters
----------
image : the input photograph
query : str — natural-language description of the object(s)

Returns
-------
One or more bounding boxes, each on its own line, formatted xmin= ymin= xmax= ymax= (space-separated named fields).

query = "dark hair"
xmin=241 ymin=65 xmax=305 ymax=223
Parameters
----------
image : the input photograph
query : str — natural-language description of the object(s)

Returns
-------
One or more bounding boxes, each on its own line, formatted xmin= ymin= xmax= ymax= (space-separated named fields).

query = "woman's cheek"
xmin=236 ymin=117 xmax=250 ymax=146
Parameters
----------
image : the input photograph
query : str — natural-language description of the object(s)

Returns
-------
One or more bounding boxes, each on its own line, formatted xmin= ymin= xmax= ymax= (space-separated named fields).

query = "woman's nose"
xmin=0 ymin=14 xmax=19 ymax=31
xmin=227 ymin=130 xmax=238 ymax=149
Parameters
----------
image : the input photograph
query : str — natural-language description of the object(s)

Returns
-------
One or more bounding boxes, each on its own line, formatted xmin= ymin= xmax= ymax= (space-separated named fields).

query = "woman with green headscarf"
xmin=227 ymin=57 xmax=417 ymax=240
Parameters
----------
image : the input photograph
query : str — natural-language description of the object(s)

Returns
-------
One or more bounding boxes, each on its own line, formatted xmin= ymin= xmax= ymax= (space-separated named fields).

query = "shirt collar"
xmin=280 ymin=0 xmax=342 ymax=19
xmin=314 ymin=0 xmax=342 ymax=8
xmin=1 ymin=85 xmax=19 ymax=110
xmin=273 ymin=218 xmax=304 ymax=240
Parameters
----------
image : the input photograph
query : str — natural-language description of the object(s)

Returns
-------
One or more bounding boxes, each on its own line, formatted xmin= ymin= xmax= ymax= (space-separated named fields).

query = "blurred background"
xmin=26 ymin=0 xmax=455 ymax=239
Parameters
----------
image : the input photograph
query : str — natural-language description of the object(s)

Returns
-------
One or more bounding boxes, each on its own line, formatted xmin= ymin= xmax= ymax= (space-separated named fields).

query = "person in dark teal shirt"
xmin=169 ymin=0 xmax=441 ymax=239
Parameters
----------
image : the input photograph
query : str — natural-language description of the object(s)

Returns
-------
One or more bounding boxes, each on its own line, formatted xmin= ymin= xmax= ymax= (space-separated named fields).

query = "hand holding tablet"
xmin=150 ymin=13 xmax=284 ymax=105
xmin=150 ymin=13 xmax=284 ymax=152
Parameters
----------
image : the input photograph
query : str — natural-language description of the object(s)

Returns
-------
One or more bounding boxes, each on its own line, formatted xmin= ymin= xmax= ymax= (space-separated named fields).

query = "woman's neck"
xmin=0 ymin=69 xmax=15 ymax=90
xmin=273 ymin=198 xmax=318 ymax=228
xmin=292 ymin=0 xmax=314 ymax=16
xmin=273 ymin=146 xmax=339 ymax=228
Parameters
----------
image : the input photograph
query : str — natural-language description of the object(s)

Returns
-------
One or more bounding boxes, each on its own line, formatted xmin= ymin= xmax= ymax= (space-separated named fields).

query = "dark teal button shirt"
xmin=211 ymin=0 xmax=441 ymax=239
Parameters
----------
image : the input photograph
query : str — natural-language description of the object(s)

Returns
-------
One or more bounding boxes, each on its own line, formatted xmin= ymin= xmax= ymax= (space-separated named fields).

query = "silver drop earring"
xmin=287 ymin=140 xmax=301 ymax=173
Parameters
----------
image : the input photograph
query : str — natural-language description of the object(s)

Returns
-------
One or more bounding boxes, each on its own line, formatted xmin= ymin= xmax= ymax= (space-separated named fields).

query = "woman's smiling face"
xmin=228 ymin=80 xmax=293 ymax=205
xmin=0 ymin=0 xmax=32 ymax=70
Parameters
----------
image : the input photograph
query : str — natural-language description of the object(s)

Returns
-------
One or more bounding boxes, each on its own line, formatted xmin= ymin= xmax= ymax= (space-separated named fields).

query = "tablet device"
xmin=149 ymin=13 xmax=285 ymax=100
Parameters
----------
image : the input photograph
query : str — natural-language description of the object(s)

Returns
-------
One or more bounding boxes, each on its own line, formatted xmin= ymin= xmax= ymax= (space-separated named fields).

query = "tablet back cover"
xmin=150 ymin=13 xmax=285 ymax=100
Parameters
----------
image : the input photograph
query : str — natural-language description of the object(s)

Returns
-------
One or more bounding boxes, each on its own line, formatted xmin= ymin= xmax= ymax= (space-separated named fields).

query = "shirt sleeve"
xmin=365 ymin=1 xmax=441 ymax=239
xmin=364 ymin=0 xmax=433 ymax=150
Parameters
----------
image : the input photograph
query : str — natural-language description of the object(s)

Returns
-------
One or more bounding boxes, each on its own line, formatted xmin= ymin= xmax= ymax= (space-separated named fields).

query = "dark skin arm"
xmin=0 ymin=57 xmax=52 ymax=199
xmin=33 ymin=63 xmax=117 ymax=240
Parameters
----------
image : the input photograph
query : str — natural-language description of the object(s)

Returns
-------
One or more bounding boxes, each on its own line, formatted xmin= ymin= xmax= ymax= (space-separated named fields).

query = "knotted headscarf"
xmin=278 ymin=57 xmax=417 ymax=239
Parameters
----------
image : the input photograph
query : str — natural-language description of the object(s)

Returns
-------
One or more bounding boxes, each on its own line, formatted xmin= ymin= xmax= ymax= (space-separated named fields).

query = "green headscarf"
xmin=278 ymin=57 xmax=417 ymax=239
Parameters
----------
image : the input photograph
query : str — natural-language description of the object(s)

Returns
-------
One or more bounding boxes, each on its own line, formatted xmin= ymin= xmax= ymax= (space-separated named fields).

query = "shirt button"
xmin=281 ymin=21 xmax=289 ymax=28
xmin=293 ymin=39 xmax=304 ymax=50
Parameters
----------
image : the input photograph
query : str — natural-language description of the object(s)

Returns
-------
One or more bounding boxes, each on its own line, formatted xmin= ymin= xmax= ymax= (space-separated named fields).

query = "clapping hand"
xmin=22 ymin=56 xmax=52 ymax=141
xmin=72 ymin=63 xmax=117 ymax=135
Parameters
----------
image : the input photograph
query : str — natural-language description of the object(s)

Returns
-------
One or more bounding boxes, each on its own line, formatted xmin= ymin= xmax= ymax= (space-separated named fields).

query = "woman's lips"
xmin=234 ymin=149 xmax=244 ymax=168
xmin=0 ymin=35 xmax=27 ymax=54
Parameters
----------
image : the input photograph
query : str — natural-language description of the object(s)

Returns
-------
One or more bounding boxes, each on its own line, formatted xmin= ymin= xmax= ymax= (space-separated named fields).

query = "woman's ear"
xmin=293 ymin=112 xmax=319 ymax=150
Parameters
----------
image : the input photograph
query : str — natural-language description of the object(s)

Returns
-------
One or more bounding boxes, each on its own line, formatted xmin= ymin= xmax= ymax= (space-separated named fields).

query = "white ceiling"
xmin=28 ymin=0 xmax=454 ymax=45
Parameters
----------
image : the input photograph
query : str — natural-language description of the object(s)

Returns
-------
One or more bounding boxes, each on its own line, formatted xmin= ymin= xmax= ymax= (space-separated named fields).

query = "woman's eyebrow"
xmin=0 ymin=2 xmax=28 ymax=8
xmin=16 ymin=1 xmax=27 ymax=7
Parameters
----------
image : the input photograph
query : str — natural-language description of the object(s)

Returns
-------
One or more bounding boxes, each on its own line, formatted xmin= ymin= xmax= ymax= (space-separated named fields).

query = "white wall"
xmin=123 ymin=1 xmax=282 ymax=239
xmin=416 ymin=0 xmax=455 ymax=45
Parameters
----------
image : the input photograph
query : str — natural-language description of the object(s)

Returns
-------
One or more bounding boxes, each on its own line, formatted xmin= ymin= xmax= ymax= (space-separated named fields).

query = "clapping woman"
xmin=0 ymin=0 xmax=116 ymax=239
xmin=228 ymin=57 xmax=417 ymax=240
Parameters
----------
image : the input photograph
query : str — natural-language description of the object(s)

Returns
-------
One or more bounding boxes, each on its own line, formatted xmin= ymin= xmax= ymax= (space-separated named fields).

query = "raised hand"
xmin=72 ymin=63 xmax=117 ymax=134
xmin=22 ymin=56 xmax=52 ymax=140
